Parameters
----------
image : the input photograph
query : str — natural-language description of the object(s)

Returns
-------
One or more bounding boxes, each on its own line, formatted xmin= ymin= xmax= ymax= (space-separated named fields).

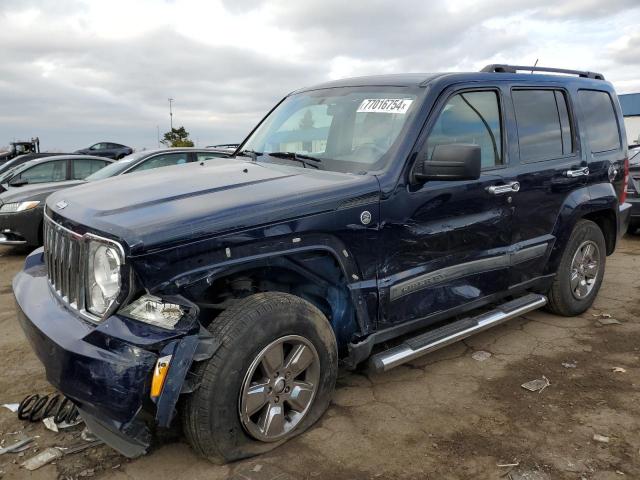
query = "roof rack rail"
xmin=481 ymin=64 xmax=605 ymax=80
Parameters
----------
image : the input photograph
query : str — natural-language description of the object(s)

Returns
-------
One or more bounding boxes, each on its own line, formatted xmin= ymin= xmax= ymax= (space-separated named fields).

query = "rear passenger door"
xmin=507 ymin=87 xmax=586 ymax=287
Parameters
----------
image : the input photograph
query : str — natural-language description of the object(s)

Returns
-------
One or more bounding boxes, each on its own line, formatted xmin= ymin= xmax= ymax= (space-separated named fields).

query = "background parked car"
xmin=85 ymin=147 xmax=232 ymax=181
xmin=0 ymin=152 xmax=81 ymax=177
xmin=75 ymin=142 xmax=133 ymax=159
xmin=626 ymin=144 xmax=640 ymax=233
xmin=0 ymin=155 xmax=113 ymax=245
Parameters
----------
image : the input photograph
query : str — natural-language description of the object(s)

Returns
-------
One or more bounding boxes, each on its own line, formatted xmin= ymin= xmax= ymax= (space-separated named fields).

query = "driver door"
xmin=378 ymin=87 xmax=514 ymax=327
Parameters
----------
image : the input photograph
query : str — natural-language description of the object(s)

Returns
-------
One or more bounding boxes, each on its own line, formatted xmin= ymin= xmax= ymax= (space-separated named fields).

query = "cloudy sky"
xmin=0 ymin=0 xmax=639 ymax=151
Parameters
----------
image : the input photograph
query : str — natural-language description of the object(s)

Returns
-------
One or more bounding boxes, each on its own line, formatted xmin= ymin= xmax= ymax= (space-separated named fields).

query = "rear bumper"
xmin=618 ymin=201 xmax=632 ymax=237
xmin=13 ymin=248 xmax=203 ymax=457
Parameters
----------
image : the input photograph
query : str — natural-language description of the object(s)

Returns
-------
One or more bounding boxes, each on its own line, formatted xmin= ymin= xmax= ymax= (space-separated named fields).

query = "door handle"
xmin=487 ymin=181 xmax=520 ymax=195
xmin=564 ymin=167 xmax=589 ymax=177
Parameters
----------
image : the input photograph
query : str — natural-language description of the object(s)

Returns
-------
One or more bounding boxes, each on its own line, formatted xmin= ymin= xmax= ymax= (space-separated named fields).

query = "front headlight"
xmin=119 ymin=294 xmax=185 ymax=329
xmin=86 ymin=240 xmax=122 ymax=317
xmin=0 ymin=200 xmax=40 ymax=213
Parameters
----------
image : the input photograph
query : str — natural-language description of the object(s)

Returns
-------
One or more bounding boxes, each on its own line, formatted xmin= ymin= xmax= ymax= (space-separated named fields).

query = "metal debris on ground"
xmin=562 ymin=361 xmax=577 ymax=369
xmin=1 ymin=403 xmax=19 ymax=413
xmin=472 ymin=350 xmax=492 ymax=362
xmin=521 ymin=376 xmax=550 ymax=393
xmin=21 ymin=447 xmax=63 ymax=470
xmin=497 ymin=461 xmax=520 ymax=467
xmin=597 ymin=318 xmax=622 ymax=326
xmin=507 ymin=470 xmax=550 ymax=480
xmin=612 ymin=367 xmax=626 ymax=373
xmin=43 ymin=416 xmax=83 ymax=432
xmin=593 ymin=433 xmax=610 ymax=443
xmin=62 ymin=440 xmax=103 ymax=455
xmin=592 ymin=313 xmax=612 ymax=318
xmin=80 ymin=427 xmax=98 ymax=442
xmin=0 ymin=438 xmax=34 ymax=456
xmin=20 ymin=439 xmax=103 ymax=471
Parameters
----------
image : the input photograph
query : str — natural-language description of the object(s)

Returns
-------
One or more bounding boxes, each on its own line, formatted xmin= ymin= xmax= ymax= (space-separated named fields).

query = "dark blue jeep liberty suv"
xmin=14 ymin=65 xmax=631 ymax=462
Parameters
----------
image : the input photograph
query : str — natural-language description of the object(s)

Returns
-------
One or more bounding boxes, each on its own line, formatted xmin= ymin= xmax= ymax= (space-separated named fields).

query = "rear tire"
xmin=182 ymin=292 xmax=338 ymax=464
xmin=546 ymin=219 xmax=606 ymax=316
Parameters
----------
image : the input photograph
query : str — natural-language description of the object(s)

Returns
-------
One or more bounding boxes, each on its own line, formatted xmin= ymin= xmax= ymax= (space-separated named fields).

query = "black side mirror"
xmin=413 ymin=144 xmax=482 ymax=182
xmin=9 ymin=177 xmax=28 ymax=187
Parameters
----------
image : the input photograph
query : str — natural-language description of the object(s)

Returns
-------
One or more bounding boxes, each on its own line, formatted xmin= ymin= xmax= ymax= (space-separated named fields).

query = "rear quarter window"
xmin=577 ymin=90 xmax=621 ymax=153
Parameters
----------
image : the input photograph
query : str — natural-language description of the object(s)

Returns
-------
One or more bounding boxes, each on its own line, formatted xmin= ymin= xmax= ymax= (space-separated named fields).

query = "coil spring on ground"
xmin=17 ymin=393 xmax=79 ymax=424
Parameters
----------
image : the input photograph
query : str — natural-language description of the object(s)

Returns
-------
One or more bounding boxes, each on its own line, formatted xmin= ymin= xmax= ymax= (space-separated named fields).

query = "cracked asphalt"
xmin=1 ymin=236 xmax=639 ymax=479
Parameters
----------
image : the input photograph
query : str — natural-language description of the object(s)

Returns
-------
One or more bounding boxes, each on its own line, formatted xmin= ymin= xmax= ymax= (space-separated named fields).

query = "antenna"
xmin=531 ymin=59 xmax=539 ymax=74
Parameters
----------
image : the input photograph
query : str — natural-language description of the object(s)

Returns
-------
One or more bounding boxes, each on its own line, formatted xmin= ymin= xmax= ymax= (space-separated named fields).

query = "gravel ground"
xmin=0 ymin=236 xmax=639 ymax=480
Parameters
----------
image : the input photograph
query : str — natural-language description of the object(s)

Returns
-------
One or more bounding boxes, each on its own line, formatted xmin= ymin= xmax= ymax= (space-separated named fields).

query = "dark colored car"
xmin=14 ymin=65 xmax=631 ymax=462
xmin=84 ymin=147 xmax=231 ymax=181
xmin=75 ymin=142 xmax=133 ymax=159
xmin=0 ymin=155 xmax=112 ymax=245
xmin=625 ymin=145 xmax=640 ymax=232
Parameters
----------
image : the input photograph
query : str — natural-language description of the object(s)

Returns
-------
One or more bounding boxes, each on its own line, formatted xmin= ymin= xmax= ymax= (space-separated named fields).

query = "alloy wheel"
xmin=570 ymin=240 xmax=600 ymax=300
xmin=239 ymin=335 xmax=320 ymax=442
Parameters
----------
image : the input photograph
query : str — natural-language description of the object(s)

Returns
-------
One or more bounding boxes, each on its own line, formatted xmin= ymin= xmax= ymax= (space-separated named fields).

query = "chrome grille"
xmin=44 ymin=214 xmax=84 ymax=309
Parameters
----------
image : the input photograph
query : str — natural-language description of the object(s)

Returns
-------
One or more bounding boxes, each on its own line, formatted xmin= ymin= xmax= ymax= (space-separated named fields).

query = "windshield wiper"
xmin=237 ymin=149 xmax=262 ymax=162
xmin=267 ymin=152 xmax=322 ymax=169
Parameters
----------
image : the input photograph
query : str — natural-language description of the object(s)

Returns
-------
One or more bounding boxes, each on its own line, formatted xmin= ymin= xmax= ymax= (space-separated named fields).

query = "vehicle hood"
xmin=47 ymin=159 xmax=380 ymax=254
xmin=0 ymin=180 xmax=84 ymax=204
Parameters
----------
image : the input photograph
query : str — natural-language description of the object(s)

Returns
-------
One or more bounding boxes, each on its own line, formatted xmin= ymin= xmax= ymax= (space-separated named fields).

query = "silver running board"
xmin=369 ymin=293 xmax=547 ymax=373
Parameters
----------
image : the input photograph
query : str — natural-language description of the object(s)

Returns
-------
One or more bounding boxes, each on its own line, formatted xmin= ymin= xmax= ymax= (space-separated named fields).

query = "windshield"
xmin=86 ymin=152 xmax=142 ymax=180
xmin=630 ymin=147 xmax=640 ymax=166
xmin=240 ymin=86 xmax=421 ymax=174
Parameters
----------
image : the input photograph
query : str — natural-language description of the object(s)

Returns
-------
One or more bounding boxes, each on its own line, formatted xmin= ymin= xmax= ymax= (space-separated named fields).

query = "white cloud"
xmin=0 ymin=0 xmax=639 ymax=150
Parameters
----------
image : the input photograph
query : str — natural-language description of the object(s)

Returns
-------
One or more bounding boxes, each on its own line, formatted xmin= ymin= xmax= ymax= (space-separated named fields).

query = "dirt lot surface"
xmin=1 ymin=237 xmax=639 ymax=480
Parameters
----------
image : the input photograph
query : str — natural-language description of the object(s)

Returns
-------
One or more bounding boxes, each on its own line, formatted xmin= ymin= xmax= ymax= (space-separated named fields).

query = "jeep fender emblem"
xmin=360 ymin=210 xmax=372 ymax=225
xmin=56 ymin=200 xmax=68 ymax=209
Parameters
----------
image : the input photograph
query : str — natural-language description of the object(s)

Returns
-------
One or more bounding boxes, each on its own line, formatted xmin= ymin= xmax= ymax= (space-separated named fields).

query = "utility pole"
xmin=168 ymin=98 xmax=174 ymax=130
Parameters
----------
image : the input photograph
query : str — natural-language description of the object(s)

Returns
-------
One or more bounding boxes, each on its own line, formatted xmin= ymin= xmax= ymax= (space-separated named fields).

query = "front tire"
xmin=546 ymin=219 xmax=606 ymax=316
xmin=182 ymin=292 xmax=338 ymax=463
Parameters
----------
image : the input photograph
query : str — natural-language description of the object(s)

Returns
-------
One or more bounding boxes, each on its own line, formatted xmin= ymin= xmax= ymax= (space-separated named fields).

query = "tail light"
xmin=620 ymin=157 xmax=629 ymax=204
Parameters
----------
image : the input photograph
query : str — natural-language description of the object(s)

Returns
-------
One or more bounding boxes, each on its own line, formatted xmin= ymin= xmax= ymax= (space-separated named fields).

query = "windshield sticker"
xmin=357 ymin=98 xmax=413 ymax=114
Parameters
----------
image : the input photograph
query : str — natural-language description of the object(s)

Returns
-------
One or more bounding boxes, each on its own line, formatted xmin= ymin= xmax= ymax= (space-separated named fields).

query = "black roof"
xmin=292 ymin=66 xmax=610 ymax=94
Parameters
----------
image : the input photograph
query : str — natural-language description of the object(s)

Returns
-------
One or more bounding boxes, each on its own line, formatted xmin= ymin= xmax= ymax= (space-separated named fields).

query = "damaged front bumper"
xmin=13 ymin=248 xmax=216 ymax=458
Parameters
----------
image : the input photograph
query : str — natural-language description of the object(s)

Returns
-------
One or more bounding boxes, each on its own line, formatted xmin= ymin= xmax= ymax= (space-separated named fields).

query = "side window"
xmin=197 ymin=152 xmax=227 ymax=162
xmin=512 ymin=89 xmax=574 ymax=163
xmin=18 ymin=161 xmax=66 ymax=184
xmin=578 ymin=90 xmax=621 ymax=153
xmin=129 ymin=153 xmax=189 ymax=172
xmin=72 ymin=159 xmax=108 ymax=179
xmin=426 ymin=91 xmax=502 ymax=168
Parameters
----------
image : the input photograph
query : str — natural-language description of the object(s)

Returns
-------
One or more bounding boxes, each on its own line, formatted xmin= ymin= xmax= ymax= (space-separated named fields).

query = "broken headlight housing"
xmin=86 ymin=240 xmax=123 ymax=317
xmin=119 ymin=294 xmax=185 ymax=329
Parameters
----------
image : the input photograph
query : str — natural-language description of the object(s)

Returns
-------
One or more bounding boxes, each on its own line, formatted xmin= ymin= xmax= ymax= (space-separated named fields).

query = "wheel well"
xmin=583 ymin=209 xmax=616 ymax=255
xmin=186 ymin=251 xmax=357 ymax=351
